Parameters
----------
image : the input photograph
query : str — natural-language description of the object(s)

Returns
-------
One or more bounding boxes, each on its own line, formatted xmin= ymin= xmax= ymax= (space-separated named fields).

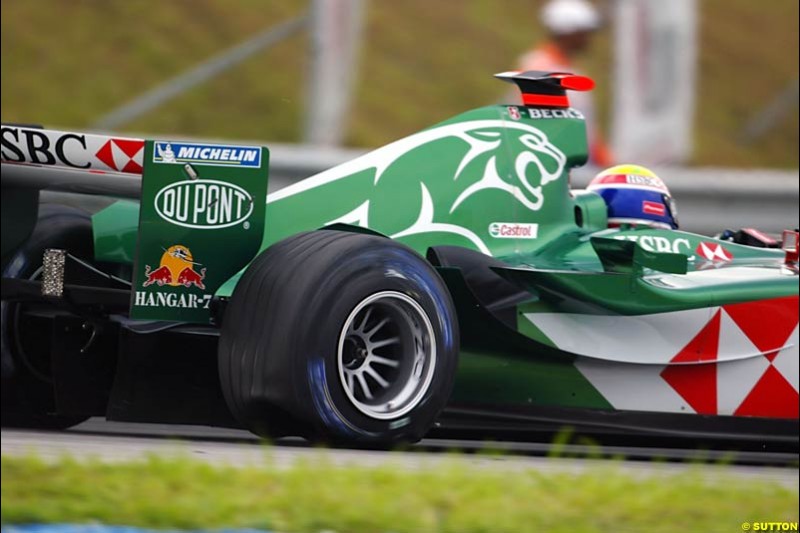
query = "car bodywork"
xmin=1 ymin=71 xmax=797 ymax=447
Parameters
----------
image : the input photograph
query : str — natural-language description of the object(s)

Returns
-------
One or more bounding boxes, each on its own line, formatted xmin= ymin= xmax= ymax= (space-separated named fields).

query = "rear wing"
xmin=495 ymin=70 xmax=595 ymax=108
xmin=1 ymin=124 xmax=145 ymax=197
xmin=2 ymin=124 xmax=270 ymax=323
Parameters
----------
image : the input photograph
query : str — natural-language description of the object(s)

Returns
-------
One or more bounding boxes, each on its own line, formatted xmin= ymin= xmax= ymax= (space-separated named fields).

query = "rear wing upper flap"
xmin=1 ymin=124 xmax=270 ymax=199
xmin=1 ymin=124 xmax=145 ymax=197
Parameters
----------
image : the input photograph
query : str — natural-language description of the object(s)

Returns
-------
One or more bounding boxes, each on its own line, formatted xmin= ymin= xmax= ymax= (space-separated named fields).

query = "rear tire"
xmin=1 ymin=204 xmax=93 ymax=429
xmin=218 ymin=230 xmax=459 ymax=446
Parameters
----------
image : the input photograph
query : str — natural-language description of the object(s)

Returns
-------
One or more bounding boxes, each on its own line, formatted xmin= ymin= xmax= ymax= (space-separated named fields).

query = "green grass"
xmin=1 ymin=0 xmax=798 ymax=167
xmin=2 ymin=453 xmax=798 ymax=533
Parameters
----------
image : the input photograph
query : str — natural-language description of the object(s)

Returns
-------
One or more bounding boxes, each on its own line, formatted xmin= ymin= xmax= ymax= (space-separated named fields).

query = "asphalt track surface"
xmin=2 ymin=418 xmax=798 ymax=489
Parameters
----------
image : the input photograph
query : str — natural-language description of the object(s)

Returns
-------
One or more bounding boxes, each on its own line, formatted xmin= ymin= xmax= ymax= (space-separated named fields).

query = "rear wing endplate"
xmin=2 ymin=124 xmax=270 ymax=324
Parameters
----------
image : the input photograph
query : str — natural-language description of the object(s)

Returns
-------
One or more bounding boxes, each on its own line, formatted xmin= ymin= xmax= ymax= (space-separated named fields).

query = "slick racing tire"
xmin=1 ymin=204 xmax=92 ymax=429
xmin=218 ymin=230 xmax=459 ymax=446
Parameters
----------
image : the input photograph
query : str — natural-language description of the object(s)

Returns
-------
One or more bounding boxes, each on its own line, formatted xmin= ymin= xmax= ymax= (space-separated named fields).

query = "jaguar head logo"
xmin=449 ymin=124 xmax=567 ymax=213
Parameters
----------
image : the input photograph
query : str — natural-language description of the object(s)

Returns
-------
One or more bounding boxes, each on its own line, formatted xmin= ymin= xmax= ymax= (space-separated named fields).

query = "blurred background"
xmin=2 ymin=0 xmax=798 ymax=166
xmin=1 ymin=0 xmax=798 ymax=232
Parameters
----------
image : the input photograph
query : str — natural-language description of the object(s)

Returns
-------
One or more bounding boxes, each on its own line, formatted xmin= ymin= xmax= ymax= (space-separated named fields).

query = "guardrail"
xmin=6 ymin=142 xmax=798 ymax=236
xmin=265 ymin=143 xmax=799 ymax=235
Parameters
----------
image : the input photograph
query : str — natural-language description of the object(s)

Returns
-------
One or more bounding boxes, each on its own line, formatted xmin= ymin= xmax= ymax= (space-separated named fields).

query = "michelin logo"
xmin=154 ymin=141 xmax=261 ymax=168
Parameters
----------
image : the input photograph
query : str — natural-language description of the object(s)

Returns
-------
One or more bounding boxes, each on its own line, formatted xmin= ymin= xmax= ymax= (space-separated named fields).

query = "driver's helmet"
xmin=587 ymin=164 xmax=679 ymax=229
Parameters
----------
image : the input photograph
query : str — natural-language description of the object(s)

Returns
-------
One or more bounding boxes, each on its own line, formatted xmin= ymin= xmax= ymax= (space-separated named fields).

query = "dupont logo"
xmin=488 ymin=222 xmax=539 ymax=239
xmin=155 ymin=180 xmax=253 ymax=229
xmin=154 ymin=141 xmax=261 ymax=168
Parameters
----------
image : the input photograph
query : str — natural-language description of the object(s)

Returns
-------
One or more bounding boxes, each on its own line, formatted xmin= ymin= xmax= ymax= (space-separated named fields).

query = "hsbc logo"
xmin=696 ymin=242 xmax=733 ymax=262
xmin=628 ymin=175 xmax=666 ymax=189
xmin=615 ymin=234 xmax=691 ymax=254
xmin=2 ymin=126 xmax=89 ymax=168
xmin=1 ymin=125 xmax=144 ymax=175
xmin=95 ymin=138 xmax=144 ymax=173
xmin=489 ymin=222 xmax=538 ymax=239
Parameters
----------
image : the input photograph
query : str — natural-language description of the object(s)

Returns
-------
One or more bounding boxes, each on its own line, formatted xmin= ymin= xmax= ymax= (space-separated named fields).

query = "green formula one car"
xmin=1 ymin=71 xmax=797 ymax=448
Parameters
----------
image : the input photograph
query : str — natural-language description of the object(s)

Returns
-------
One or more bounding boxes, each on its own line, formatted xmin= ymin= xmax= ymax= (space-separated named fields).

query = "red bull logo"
xmin=142 ymin=244 xmax=206 ymax=289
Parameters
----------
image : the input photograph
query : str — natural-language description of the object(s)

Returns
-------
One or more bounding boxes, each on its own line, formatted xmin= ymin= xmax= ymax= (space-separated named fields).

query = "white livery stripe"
xmin=524 ymin=307 xmax=714 ymax=364
xmin=575 ymin=358 xmax=694 ymax=413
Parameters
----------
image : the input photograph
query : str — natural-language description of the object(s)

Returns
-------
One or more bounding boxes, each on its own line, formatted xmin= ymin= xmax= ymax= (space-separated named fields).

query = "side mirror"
xmin=781 ymin=230 xmax=799 ymax=264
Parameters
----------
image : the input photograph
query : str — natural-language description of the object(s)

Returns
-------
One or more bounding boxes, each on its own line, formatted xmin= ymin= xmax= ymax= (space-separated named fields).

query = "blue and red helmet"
xmin=587 ymin=164 xmax=679 ymax=229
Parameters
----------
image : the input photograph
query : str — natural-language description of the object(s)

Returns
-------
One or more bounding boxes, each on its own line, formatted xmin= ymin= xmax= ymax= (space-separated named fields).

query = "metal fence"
xmin=20 ymin=141 xmax=798 ymax=236
xmin=265 ymin=143 xmax=799 ymax=235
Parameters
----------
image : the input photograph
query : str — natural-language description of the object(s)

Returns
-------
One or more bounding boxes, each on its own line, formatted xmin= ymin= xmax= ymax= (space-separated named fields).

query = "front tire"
xmin=218 ymin=230 xmax=459 ymax=445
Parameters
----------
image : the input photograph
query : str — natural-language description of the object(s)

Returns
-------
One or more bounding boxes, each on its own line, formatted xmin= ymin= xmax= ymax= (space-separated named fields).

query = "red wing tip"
xmin=559 ymin=75 xmax=595 ymax=91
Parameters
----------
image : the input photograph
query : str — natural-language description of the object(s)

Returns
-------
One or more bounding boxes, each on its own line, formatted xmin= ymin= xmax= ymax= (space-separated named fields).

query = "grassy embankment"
xmin=1 ymin=0 xmax=797 ymax=167
xmin=2 ymin=453 xmax=798 ymax=533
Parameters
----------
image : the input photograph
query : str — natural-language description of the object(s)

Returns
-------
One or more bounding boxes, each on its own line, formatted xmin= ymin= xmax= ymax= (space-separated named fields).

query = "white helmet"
xmin=541 ymin=0 xmax=601 ymax=35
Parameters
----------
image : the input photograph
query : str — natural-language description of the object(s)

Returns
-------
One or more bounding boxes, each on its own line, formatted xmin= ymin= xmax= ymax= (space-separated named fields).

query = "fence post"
xmin=304 ymin=0 xmax=365 ymax=146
